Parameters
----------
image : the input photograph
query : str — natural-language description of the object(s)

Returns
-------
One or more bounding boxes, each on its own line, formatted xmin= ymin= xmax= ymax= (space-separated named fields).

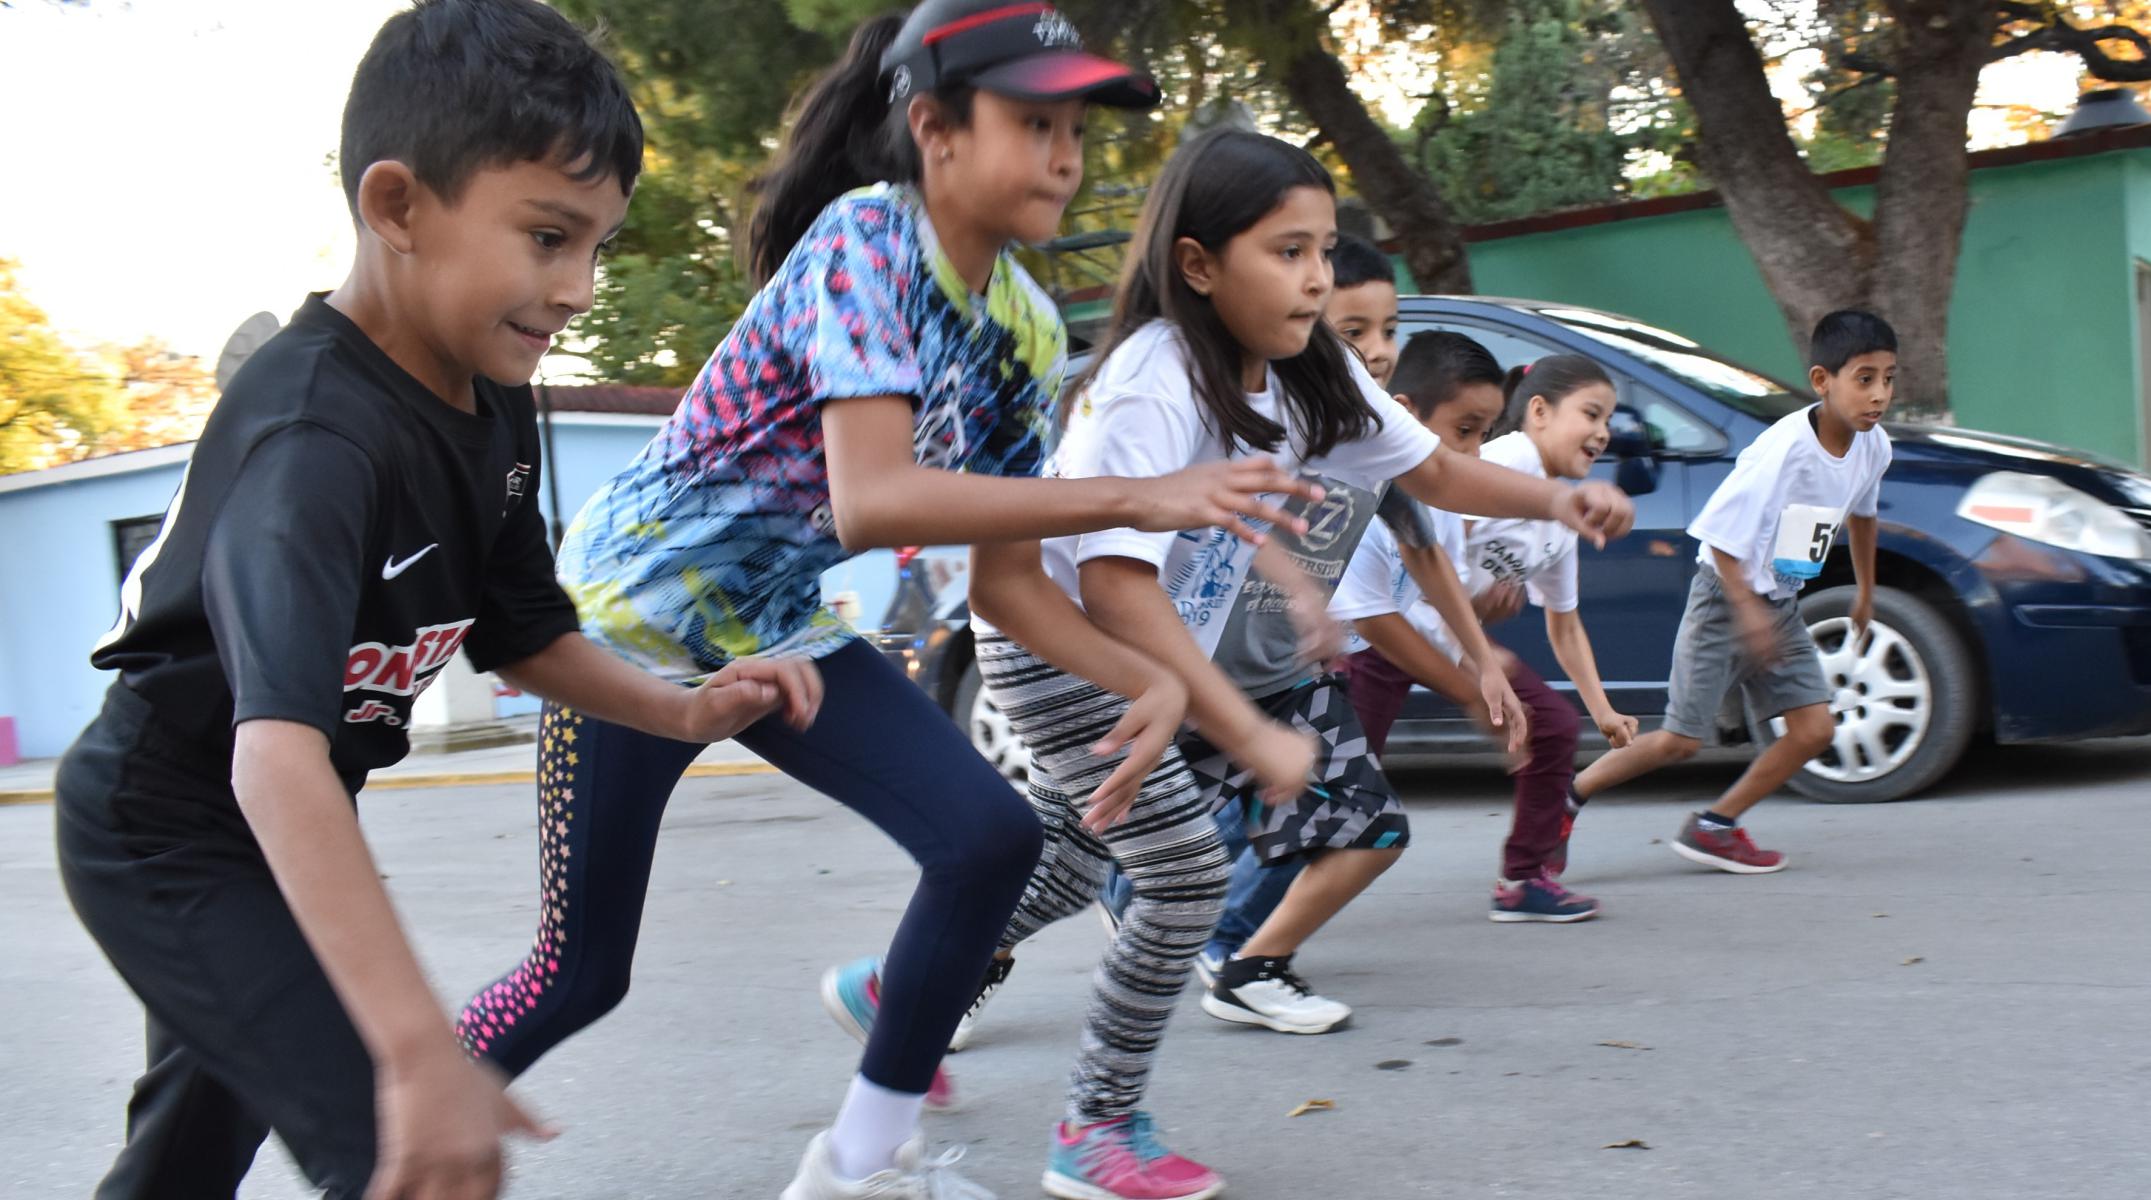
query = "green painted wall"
xmin=1465 ymin=149 xmax=2151 ymax=467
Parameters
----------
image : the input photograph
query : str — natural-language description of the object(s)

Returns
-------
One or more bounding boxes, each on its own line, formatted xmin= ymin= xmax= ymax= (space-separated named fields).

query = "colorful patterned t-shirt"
xmin=558 ymin=184 xmax=1066 ymax=677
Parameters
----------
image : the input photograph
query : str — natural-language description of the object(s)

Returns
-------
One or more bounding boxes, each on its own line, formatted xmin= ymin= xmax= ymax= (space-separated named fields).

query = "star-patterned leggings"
xmin=454 ymin=639 xmax=1044 ymax=1094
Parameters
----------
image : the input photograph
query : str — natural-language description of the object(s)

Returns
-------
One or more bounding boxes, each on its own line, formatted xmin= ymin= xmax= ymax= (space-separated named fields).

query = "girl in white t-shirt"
xmin=1462 ymin=355 xmax=1641 ymax=906
xmin=877 ymin=128 xmax=1635 ymax=1200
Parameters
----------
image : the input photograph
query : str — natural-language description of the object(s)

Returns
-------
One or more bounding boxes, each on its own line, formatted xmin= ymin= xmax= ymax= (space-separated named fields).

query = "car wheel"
xmin=1744 ymin=585 xmax=1978 ymax=803
xmin=951 ymin=658 xmax=1031 ymax=784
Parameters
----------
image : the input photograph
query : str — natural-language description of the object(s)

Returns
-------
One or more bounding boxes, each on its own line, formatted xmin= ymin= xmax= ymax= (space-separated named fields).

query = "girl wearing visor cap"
xmin=454 ymin=3 xmax=1318 ymax=1197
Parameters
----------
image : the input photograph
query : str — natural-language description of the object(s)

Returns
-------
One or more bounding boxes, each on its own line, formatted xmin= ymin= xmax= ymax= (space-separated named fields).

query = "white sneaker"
xmin=782 ymin=1131 xmax=997 ymax=1199
xmin=948 ymin=955 xmax=1015 ymax=1053
xmin=1199 ymin=954 xmax=1351 ymax=1034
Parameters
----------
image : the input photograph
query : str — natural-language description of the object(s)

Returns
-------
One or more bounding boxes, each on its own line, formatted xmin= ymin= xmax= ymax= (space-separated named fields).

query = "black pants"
xmin=460 ymin=639 xmax=1044 ymax=1093
xmin=56 ymin=684 xmax=376 ymax=1199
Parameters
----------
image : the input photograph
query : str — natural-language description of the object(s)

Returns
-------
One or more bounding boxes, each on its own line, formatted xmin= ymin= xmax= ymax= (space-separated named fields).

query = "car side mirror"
xmin=1608 ymin=405 xmax=1660 ymax=497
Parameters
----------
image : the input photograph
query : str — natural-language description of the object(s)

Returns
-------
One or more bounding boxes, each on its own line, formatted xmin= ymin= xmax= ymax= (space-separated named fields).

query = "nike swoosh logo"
xmin=382 ymin=544 xmax=438 ymax=580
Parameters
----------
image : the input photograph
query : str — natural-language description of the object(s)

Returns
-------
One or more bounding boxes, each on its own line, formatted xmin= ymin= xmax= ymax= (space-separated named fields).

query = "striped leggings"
xmin=976 ymin=633 xmax=1231 ymax=1124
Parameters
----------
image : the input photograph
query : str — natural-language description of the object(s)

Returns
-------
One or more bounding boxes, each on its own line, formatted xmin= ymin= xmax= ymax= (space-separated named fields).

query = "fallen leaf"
xmin=1375 ymin=1059 xmax=1411 ymax=1071
xmin=1597 ymin=1040 xmax=1651 ymax=1051
xmin=1604 ymin=1139 xmax=1650 ymax=1150
xmin=1648 ymin=838 xmax=1663 ymax=844
xmin=1902 ymin=956 xmax=1924 ymax=965
xmin=1287 ymin=1099 xmax=1335 ymax=1118
xmin=1424 ymin=1037 xmax=1463 ymax=1047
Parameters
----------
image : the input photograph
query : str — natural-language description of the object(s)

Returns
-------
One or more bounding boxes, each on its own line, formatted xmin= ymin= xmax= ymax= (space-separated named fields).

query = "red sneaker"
xmin=1671 ymin=813 xmax=1787 ymax=874
xmin=1545 ymin=809 xmax=1576 ymax=878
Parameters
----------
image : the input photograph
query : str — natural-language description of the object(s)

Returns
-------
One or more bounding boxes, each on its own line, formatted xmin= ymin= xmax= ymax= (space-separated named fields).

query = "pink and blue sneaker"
xmin=1490 ymin=870 xmax=1600 ymax=923
xmin=820 ymin=956 xmax=957 ymax=1111
xmin=1042 ymin=1111 xmax=1224 ymax=1200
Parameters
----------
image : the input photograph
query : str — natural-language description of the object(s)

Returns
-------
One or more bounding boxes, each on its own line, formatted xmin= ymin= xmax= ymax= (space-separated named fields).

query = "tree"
xmin=1642 ymin=1 xmax=2151 ymax=418
xmin=549 ymin=0 xmax=847 ymax=385
xmin=96 ymin=339 xmax=218 ymax=456
xmin=1411 ymin=0 xmax=1661 ymax=224
xmin=0 ymin=258 xmax=125 ymax=474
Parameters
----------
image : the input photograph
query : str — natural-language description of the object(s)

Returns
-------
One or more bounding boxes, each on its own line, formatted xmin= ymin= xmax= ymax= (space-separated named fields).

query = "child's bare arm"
xmin=1847 ymin=514 xmax=1878 ymax=636
xmin=1545 ymin=608 xmax=1636 ymax=747
xmin=820 ymin=396 xmax=1318 ymax=548
xmin=495 ymin=633 xmax=821 ymax=742
xmin=970 ymin=540 xmax=1188 ymax=829
xmin=231 ymin=721 xmax=551 ymax=1194
xmin=1399 ymin=542 xmax=1526 ymax=743
xmin=1351 ymin=614 xmax=1525 ymax=759
xmin=1079 ymin=556 xmax=1314 ymax=801
xmin=1710 ymin=546 xmax=1782 ymax=663
xmin=1394 ymin=444 xmax=1634 ymax=547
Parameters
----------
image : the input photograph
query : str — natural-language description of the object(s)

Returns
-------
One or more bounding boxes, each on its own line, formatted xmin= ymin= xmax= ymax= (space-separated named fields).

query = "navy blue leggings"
xmin=457 ymin=639 xmax=1043 ymax=1093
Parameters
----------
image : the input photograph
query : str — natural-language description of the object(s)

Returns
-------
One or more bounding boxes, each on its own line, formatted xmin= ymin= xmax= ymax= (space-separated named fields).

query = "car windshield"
xmin=1538 ymin=307 xmax=1810 ymax=422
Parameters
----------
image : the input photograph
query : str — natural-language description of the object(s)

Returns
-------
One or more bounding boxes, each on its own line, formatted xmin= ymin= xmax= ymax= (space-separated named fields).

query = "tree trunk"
xmin=1644 ymin=0 xmax=1998 ymax=420
xmin=1869 ymin=1 xmax=1995 ymax=419
xmin=1244 ymin=0 xmax=1474 ymax=293
xmin=1642 ymin=0 xmax=1876 ymax=363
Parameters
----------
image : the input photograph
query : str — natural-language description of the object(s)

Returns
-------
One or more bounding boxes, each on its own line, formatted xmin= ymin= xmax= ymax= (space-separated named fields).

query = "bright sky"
xmin=1 ymin=0 xmax=415 ymax=361
xmin=0 ymin=1 xmax=2105 ymax=365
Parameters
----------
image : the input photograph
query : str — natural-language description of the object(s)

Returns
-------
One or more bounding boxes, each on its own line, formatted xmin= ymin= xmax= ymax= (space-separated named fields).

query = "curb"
xmin=0 ymin=759 xmax=780 ymax=807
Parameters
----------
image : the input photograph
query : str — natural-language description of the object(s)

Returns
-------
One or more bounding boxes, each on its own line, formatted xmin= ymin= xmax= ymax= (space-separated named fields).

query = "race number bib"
xmin=1771 ymin=503 xmax=1840 ymax=583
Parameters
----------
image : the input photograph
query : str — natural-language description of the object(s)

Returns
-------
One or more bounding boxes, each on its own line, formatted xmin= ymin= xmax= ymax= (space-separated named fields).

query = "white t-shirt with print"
xmin=1461 ymin=432 xmax=1580 ymax=614
xmin=1028 ymin=320 xmax=1440 ymax=655
xmin=1688 ymin=404 xmax=1892 ymax=600
xmin=1330 ymin=501 xmax=1468 ymax=661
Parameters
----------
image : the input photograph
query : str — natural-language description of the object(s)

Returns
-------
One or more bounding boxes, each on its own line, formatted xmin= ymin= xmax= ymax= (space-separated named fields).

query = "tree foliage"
xmin=0 ymin=261 xmax=218 ymax=474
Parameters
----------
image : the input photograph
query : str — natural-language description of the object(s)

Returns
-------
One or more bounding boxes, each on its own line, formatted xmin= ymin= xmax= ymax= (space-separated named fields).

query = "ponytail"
xmin=743 ymin=12 xmax=974 ymax=285
xmin=1494 ymin=353 xmax=1611 ymax=438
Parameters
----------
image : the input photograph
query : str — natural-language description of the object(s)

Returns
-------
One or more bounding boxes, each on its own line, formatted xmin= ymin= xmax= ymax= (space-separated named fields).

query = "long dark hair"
xmin=1075 ymin=130 xmax=1378 ymax=459
xmin=1392 ymin=331 xmax=1503 ymax=421
xmin=743 ymin=12 xmax=974 ymax=285
xmin=1494 ymin=353 xmax=1612 ymax=438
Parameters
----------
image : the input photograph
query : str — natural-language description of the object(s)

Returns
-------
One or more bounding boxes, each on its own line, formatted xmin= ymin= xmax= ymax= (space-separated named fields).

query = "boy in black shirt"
xmin=55 ymin=3 xmax=819 ymax=1198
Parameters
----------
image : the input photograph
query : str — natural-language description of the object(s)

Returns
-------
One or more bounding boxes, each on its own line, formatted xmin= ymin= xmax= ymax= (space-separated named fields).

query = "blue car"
xmin=869 ymin=298 xmax=2151 ymax=803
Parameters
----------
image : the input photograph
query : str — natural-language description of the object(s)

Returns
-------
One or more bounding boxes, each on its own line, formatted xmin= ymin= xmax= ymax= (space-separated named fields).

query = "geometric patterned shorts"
xmin=1178 ymin=672 xmax=1410 ymax=865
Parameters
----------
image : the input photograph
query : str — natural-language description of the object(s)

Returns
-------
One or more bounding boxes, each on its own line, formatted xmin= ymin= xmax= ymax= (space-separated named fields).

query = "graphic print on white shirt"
xmin=1331 ymin=501 xmax=1469 ymax=661
xmin=1461 ymin=432 xmax=1581 ymax=614
xmin=1688 ymin=404 xmax=1891 ymax=600
xmin=1022 ymin=320 xmax=1441 ymax=656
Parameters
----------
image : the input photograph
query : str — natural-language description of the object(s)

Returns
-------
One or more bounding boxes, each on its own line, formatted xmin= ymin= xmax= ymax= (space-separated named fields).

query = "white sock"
xmin=828 ymin=1075 xmax=924 ymax=1181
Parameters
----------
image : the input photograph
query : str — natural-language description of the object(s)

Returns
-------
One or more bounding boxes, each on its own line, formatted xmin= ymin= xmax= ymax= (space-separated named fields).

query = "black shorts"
xmin=56 ymin=683 xmax=376 ymax=1199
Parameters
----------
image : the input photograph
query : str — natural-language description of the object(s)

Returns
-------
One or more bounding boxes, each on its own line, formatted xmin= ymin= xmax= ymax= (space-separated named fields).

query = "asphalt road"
xmin=6 ymin=738 xmax=2149 ymax=1199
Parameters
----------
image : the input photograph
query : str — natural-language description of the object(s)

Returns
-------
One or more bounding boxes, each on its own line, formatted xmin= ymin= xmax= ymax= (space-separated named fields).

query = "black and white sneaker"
xmin=948 ymin=954 xmax=1015 ymax=1052
xmin=1199 ymin=953 xmax=1351 ymax=1035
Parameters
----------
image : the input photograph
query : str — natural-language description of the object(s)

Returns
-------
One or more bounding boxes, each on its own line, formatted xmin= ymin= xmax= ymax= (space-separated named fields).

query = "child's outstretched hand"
xmin=367 ymin=1049 xmax=555 ymax=1200
xmin=1139 ymin=457 xmax=1325 ymax=545
xmin=1473 ymin=581 xmax=1525 ymax=626
xmin=1082 ymin=670 xmax=1191 ymax=833
xmin=684 ymin=656 xmax=823 ymax=742
xmin=1595 ymin=710 xmax=1640 ymax=749
xmin=1236 ymin=720 xmax=1319 ymax=806
xmin=1475 ymin=656 xmax=1530 ymax=762
xmin=1548 ymin=480 xmax=1636 ymax=548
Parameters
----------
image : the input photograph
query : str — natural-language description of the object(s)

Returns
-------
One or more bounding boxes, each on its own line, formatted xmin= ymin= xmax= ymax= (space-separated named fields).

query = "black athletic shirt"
xmin=89 ymin=294 xmax=581 ymax=793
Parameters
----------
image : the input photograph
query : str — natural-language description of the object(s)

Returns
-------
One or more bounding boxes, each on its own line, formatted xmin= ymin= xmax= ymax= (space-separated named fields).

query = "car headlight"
xmin=1957 ymin=471 xmax=2151 ymax=560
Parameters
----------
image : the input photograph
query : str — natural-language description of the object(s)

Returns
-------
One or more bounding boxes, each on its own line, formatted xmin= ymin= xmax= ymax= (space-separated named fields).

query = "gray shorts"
xmin=1662 ymin=567 xmax=1832 ymax=741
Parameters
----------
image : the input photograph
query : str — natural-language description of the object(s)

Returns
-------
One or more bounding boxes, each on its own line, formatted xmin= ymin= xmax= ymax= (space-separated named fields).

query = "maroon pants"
xmin=1338 ymin=647 xmax=1581 ymax=880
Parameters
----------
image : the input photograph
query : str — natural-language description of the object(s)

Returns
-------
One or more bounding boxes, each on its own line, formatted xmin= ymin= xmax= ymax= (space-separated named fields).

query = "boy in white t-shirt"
xmin=1571 ymin=310 xmax=1898 ymax=872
